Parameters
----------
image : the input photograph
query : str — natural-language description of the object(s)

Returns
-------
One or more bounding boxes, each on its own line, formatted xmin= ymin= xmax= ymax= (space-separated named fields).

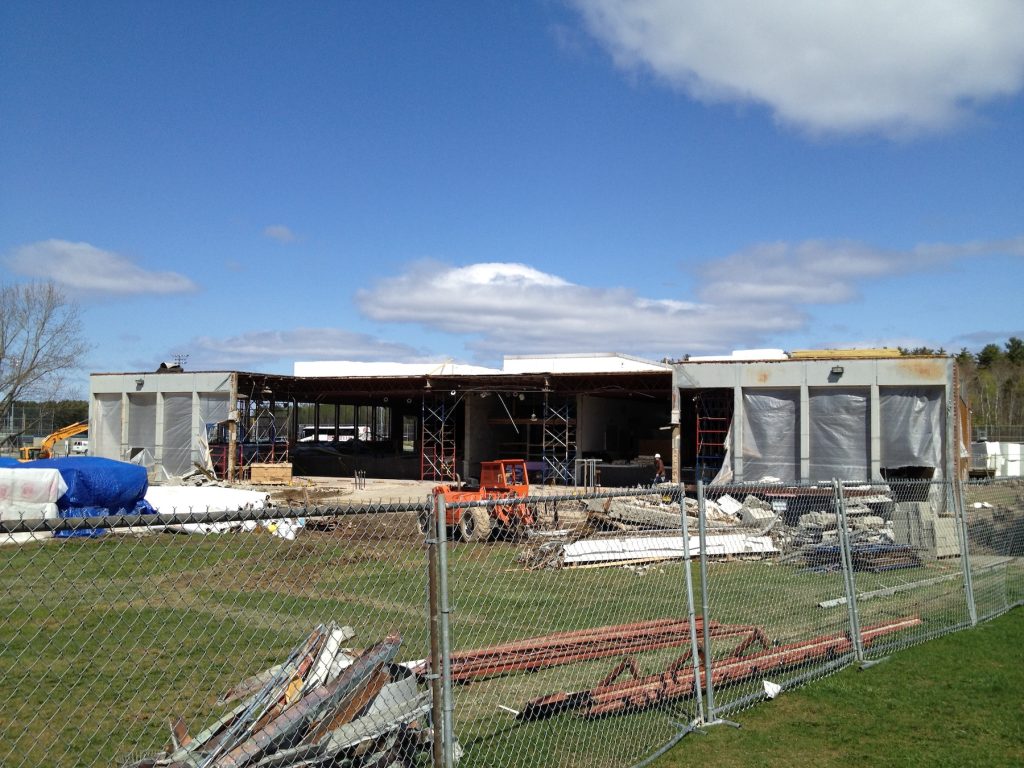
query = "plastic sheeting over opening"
xmin=196 ymin=393 xmax=230 ymax=470
xmin=809 ymin=388 xmax=869 ymax=482
xmin=162 ymin=394 xmax=193 ymax=477
xmin=880 ymin=386 xmax=944 ymax=478
xmin=741 ymin=389 xmax=799 ymax=483
xmin=127 ymin=393 xmax=157 ymax=465
xmin=93 ymin=394 xmax=122 ymax=459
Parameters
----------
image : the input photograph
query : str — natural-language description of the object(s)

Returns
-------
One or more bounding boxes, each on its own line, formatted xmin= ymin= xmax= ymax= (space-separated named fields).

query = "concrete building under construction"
xmin=88 ymin=349 xmax=969 ymax=486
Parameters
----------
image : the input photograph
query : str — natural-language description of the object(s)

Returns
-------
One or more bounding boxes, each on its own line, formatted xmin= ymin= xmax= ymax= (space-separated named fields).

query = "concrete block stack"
xmin=890 ymin=501 xmax=960 ymax=558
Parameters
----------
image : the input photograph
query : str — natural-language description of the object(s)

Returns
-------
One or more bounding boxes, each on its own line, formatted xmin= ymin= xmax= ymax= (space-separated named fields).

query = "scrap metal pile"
xmin=411 ymin=618 xmax=764 ymax=684
xmin=125 ymin=624 xmax=430 ymax=768
xmin=517 ymin=615 xmax=922 ymax=720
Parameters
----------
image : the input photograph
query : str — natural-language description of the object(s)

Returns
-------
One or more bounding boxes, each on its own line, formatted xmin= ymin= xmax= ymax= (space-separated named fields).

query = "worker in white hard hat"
xmin=653 ymin=453 xmax=665 ymax=484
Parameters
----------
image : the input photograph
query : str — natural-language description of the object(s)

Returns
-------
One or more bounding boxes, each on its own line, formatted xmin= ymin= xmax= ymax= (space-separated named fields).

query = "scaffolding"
xmin=421 ymin=396 xmax=456 ymax=481
xmin=695 ymin=391 xmax=731 ymax=482
xmin=542 ymin=394 xmax=576 ymax=485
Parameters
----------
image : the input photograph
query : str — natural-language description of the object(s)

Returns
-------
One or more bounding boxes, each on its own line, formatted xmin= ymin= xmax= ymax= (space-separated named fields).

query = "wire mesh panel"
xmin=697 ymin=481 xmax=852 ymax=718
xmin=3 ymin=473 xmax=1021 ymax=768
xmin=0 ymin=500 xmax=435 ymax=768
xmin=963 ymin=478 xmax=1024 ymax=621
xmin=442 ymin=485 xmax=703 ymax=768
xmin=842 ymin=480 xmax=971 ymax=660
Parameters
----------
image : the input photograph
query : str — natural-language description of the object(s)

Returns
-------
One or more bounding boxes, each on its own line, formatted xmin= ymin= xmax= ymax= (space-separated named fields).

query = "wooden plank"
xmin=250 ymin=462 xmax=293 ymax=485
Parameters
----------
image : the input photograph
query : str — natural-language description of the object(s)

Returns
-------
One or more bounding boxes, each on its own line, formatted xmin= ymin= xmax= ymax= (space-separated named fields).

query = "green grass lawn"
xmin=0 ymin=517 xmax=1019 ymax=768
xmin=653 ymin=608 xmax=1024 ymax=768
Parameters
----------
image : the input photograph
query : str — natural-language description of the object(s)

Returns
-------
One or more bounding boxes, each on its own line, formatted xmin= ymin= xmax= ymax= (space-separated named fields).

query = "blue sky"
xmin=2 ymin=1 xmax=1023 ymax=388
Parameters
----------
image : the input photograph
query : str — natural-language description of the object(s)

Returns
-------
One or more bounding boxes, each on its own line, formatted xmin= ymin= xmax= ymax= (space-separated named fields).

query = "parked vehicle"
xmin=430 ymin=459 xmax=536 ymax=542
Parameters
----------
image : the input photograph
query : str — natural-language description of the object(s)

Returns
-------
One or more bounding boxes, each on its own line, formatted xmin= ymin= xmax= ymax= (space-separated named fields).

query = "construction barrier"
xmin=0 ymin=478 xmax=1021 ymax=767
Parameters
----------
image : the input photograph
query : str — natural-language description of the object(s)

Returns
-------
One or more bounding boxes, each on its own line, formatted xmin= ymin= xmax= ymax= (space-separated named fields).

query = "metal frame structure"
xmin=694 ymin=390 xmax=731 ymax=482
xmin=541 ymin=394 xmax=576 ymax=485
xmin=421 ymin=396 xmax=457 ymax=482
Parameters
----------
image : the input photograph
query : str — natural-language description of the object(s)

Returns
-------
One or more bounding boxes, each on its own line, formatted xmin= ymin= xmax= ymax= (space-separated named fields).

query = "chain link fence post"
xmin=677 ymin=484 xmax=705 ymax=728
xmin=434 ymin=492 xmax=456 ymax=767
xmin=695 ymin=479 xmax=739 ymax=730
xmin=953 ymin=478 xmax=978 ymax=626
xmin=427 ymin=492 xmax=444 ymax=768
xmin=833 ymin=480 xmax=864 ymax=665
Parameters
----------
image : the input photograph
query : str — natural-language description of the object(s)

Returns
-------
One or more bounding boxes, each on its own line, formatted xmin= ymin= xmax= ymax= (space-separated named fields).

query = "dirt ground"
xmin=266 ymin=475 xmax=440 ymax=506
xmin=257 ymin=474 xmax=597 ymax=539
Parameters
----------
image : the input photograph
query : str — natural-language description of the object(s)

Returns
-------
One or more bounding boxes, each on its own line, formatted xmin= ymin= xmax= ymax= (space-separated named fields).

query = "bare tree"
xmin=0 ymin=282 xmax=90 ymax=428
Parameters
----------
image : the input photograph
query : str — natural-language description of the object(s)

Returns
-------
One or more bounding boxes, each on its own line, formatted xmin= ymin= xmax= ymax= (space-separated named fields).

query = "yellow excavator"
xmin=18 ymin=421 xmax=89 ymax=461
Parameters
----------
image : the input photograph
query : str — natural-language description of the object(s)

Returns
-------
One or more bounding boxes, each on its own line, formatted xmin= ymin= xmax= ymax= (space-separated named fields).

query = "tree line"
xmin=902 ymin=338 xmax=1024 ymax=433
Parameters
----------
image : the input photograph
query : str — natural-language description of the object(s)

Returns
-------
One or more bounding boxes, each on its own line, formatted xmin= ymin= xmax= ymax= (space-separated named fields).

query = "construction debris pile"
xmin=125 ymin=624 xmax=430 ymax=768
xmin=513 ymin=486 xmax=964 ymax=572
xmin=516 ymin=493 xmax=779 ymax=571
xmin=782 ymin=496 xmax=896 ymax=550
xmin=516 ymin=615 xmax=922 ymax=720
xmin=780 ymin=501 xmax=898 ymax=571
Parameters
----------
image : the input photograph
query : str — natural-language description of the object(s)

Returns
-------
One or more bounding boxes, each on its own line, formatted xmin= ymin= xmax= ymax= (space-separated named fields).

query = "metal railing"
xmin=0 ymin=478 xmax=1020 ymax=767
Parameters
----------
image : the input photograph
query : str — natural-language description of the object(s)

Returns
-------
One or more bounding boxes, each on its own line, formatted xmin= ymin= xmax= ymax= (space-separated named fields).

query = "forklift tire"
xmin=459 ymin=508 xmax=493 ymax=542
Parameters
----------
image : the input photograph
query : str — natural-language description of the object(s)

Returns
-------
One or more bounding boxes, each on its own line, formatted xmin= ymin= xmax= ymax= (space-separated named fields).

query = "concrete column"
xmin=120 ymin=391 xmax=130 ymax=461
xmin=869 ymin=383 xmax=881 ymax=480
xmin=732 ymin=383 xmax=744 ymax=481
xmin=799 ymin=382 xmax=810 ymax=483
xmin=155 ymin=392 xmax=166 ymax=471
xmin=192 ymin=391 xmax=202 ymax=470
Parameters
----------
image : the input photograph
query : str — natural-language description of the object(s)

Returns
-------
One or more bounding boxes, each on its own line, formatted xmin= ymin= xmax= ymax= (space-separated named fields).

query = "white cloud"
xmin=263 ymin=225 xmax=297 ymax=243
xmin=186 ymin=328 xmax=421 ymax=369
xmin=356 ymin=260 xmax=803 ymax=359
xmin=355 ymin=236 xmax=1022 ymax=359
xmin=572 ymin=0 xmax=1024 ymax=136
xmin=700 ymin=236 xmax=1024 ymax=304
xmin=5 ymin=239 xmax=198 ymax=295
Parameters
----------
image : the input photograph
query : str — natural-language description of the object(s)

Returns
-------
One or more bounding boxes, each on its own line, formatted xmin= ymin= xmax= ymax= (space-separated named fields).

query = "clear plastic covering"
xmin=880 ymin=386 xmax=944 ymax=477
xmin=196 ymin=394 xmax=230 ymax=469
xmin=809 ymin=387 xmax=870 ymax=482
xmin=198 ymin=394 xmax=229 ymax=431
xmin=161 ymin=394 xmax=193 ymax=477
xmin=127 ymin=394 xmax=157 ymax=463
xmin=92 ymin=394 xmax=123 ymax=460
xmin=741 ymin=388 xmax=799 ymax=483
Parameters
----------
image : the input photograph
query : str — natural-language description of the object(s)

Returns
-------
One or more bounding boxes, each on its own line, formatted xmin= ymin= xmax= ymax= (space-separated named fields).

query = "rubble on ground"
xmin=516 ymin=488 xmax=921 ymax=572
xmin=124 ymin=624 xmax=431 ymax=768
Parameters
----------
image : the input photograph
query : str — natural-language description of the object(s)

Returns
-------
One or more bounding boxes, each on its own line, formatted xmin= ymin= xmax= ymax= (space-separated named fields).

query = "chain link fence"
xmin=0 ymin=501 xmax=434 ymax=768
xmin=442 ymin=486 xmax=702 ymax=768
xmin=1 ymin=478 xmax=1021 ymax=768
xmin=963 ymin=479 xmax=1024 ymax=622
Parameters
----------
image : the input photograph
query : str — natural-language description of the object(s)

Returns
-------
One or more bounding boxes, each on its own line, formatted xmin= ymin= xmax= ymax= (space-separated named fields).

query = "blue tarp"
xmin=10 ymin=457 xmax=154 ymax=536
xmin=0 ymin=457 xmax=20 ymax=468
